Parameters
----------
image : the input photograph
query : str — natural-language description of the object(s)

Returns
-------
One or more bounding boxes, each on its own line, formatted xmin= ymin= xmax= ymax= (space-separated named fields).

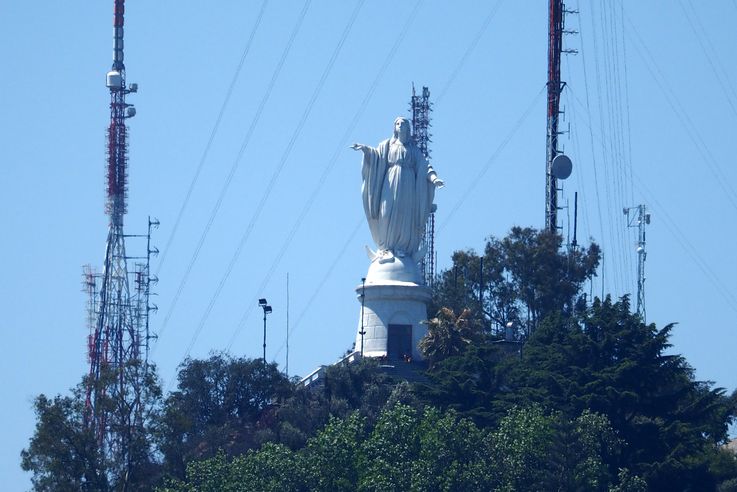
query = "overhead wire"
xmin=588 ymin=0 xmax=623 ymax=296
xmin=257 ymin=0 xmax=513 ymax=361
xmin=618 ymin=3 xmax=641 ymax=297
xmin=614 ymin=2 xmax=637 ymax=294
xmin=223 ymin=0 xmax=425 ymax=354
xmin=612 ymin=2 xmax=635 ymax=295
xmin=563 ymin=36 xmax=593 ymax=245
xmin=157 ymin=0 xmax=312 ymax=343
xmin=176 ymin=0 xmax=367 ymax=363
xmin=631 ymin=176 xmax=737 ymax=316
xmin=438 ymin=85 xmax=546 ymax=231
xmin=619 ymin=0 xmax=635 ymax=208
xmin=575 ymin=0 xmax=607 ymax=297
xmin=155 ymin=0 xmax=269 ymax=276
xmin=272 ymin=219 xmax=363 ymax=359
xmin=435 ymin=0 xmax=506 ymax=104
xmin=678 ymin=0 xmax=737 ymax=119
xmin=567 ymin=89 xmax=737 ymax=315
xmin=623 ymin=11 xmax=737 ymax=212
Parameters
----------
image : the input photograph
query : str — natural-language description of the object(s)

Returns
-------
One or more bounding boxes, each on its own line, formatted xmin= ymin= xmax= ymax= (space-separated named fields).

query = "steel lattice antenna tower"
xmin=545 ymin=0 xmax=577 ymax=232
xmin=624 ymin=205 xmax=650 ymax=322
xmin=82 ymin=0 xmax=156 ymax=478
xmin=410 ymin=84 xmax=436 ymax=287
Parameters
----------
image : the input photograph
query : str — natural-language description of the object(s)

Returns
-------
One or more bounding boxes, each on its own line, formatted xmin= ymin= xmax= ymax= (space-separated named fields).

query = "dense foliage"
xmin=432 ymin=226 xmax=600 ymax=336
xmin=21 ymin=364 xmax=161 ymax=491
xmin=421 ymin=297 xmax=737 ymax=490
xmin=160 ymin=404 xmax=646 ymax=492
xmin=22 ymin=228 xmax=737 ymax=491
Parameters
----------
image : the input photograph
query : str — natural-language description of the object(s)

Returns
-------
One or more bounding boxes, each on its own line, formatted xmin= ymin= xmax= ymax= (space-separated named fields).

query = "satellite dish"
xmin=551 ymin=153 xmax=573 ymax=180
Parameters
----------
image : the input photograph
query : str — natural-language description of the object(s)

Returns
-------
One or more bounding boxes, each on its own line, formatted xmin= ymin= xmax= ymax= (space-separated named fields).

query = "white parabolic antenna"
xmin=552 ymin=153 xmax=573 ymax=180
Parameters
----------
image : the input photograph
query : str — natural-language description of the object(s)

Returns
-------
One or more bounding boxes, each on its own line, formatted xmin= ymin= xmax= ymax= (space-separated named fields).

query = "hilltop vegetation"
xmin=23 ymin=228 xmax=737 ymax=491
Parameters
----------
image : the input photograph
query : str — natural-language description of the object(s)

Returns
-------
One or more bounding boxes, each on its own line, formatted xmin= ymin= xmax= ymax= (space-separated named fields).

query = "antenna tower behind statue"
xmin=410 ymin=84 xmax=435 ymax=286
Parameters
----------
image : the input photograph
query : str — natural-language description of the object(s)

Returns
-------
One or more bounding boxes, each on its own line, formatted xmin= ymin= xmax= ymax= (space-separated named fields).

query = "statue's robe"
xmin=361 ymin=137 xmax=435 ymax=258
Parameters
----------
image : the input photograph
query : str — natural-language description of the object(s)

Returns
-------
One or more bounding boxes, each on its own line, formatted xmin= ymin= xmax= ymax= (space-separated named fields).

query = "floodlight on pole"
xmin=259 ymin=299 xmax=272 ymax=364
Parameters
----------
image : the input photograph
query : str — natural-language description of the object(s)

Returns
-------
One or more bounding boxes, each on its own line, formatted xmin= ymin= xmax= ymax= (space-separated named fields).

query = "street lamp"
xmin=359 ymin=278 xmax=366 ymax=357
xmin=259 ymin=298 xmax=272 ymax=364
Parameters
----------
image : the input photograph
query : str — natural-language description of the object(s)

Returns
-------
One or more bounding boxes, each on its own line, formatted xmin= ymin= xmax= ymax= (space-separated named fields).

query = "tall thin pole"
xmin=572 ymin=191 xmax=578 ymax=248
xmin=263 ymin=310 xmax=267 ymax=364
xmin=259 ymin=298 xmax=271 ymax=365
xmin=478 ymin=256 xmax=484 ymax=313
xmin=360 ymin=277 xmax=366 ymax=357
xmin=286 ymin=273 xmax=289 ymax=377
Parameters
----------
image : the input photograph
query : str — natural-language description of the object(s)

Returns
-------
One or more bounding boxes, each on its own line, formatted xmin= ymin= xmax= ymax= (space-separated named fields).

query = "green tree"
xmin=156 ymin=354 xmax=292 ymax=478
xmin=160 ymin=444 xmax=307 ymax=492
xmin=21 ymin=391 xmax=107 ymax=491
xmin=507 ymin=297 xmax=737 ymax=490
xmin=419 ymin=307 xmax=483 ymax=367
xmin=22 ymin=364 xmax=162 ymax=491
xmin=358 ymin=403 xmax=492 ymax=492
xmin=432 ymin=227 xmax=600 ymax=335
xmin=409 ymin=407 xmax=492 ymax=491
xmin=302 ymin=413 xmax=366 ymax=491
xmin=418 ymin=342 xmax=508 ymax=426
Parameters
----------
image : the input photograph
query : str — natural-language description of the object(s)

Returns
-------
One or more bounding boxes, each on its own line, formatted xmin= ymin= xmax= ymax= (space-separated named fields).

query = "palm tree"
xmin=419 ymin=307 xmax=482 ymax=367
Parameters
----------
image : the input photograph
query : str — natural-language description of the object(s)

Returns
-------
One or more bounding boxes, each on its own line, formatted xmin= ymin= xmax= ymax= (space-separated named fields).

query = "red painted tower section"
xmin=546 ymin=0 xmax=564 ymax=232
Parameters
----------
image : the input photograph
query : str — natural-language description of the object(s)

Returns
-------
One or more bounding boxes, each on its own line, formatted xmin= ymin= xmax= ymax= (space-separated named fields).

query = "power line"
xmin=260 ymin=0 xmax=518 ymax=360
xmin=631 ymin=176 xmax=737 ymax=315
xmin=588 ymin=0 xmax=623 ymax=296
xmin=272 ymin=219 xmax=363 ymax=359
xmin=567 ymin=87 xmax=737 ymax=315
xmin=175 ymin=0 xmax=365 ymax=362
xmin=678 ymin=0 xmax=737 ymax=119
xmin=224 ymin=0 xmax=425 ymax=354
xmin=438 ymin=85 xmax=546 ymax=231
xmin=157 ymin=0 xmax=312 ymax=343
xmin=574 ymin=0 xmax=607 ymax=294
xmin=435 ymin=0 xmax=506 ymax=105
xmin=624 ymin=11 xmax=737 ymax=212
xmin=156 ymin=0 xmax=269 ymax=276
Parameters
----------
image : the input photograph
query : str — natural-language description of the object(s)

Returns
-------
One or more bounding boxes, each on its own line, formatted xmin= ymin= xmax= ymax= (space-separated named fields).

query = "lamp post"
xmin=258 ymin=298 xmax=272 ymax=365
xmin=359 ymin=278 xmax=366 ymax=357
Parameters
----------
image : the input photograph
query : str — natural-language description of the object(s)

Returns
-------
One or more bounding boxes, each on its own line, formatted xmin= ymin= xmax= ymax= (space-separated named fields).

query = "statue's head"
xmin=393 ymin=117 xmax=411 ymax=144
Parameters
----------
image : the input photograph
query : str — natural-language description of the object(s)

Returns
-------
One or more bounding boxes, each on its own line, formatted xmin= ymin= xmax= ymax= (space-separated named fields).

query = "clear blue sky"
xmin=2 ymin=1 xmax=736 ymax=488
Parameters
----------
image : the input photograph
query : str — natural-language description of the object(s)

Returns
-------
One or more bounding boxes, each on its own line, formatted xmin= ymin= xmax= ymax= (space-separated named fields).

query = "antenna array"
xmin=624 ymin=205 xmax=650 ymax=322
xmin=82 ymin=0 xmax=158 ymax=479
xmin=546 ymin=0 xmax=578 ymax=232
xmin=410 ymin=85 xmax=436 ymax=287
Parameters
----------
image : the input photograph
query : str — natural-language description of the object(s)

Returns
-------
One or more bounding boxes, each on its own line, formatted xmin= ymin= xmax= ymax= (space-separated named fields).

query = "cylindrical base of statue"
xmin=355 ymin=257 xmax=431 ymax=360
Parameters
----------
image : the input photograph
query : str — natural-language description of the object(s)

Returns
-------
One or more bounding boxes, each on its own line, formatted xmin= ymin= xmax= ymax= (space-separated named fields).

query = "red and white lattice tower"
xmin=82 ymin=0 xmax=155 ymax=473
xmin=545 ymin=0 xmax=577 ymax=231
xmin=410 ymin=85 xmax=436 ymax=287
xmin=545 ymin=0 xmax=564 ymax=232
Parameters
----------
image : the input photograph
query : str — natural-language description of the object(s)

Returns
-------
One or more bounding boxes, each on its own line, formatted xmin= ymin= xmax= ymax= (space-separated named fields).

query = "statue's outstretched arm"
xmin=350 ymin=143 xmax=370 ymax=155
xmin=428 ymin=166 xmax=445 ymax=188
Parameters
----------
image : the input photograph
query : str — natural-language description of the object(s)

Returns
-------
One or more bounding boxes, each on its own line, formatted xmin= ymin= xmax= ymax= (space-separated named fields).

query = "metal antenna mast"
xmin=411 ymin=84 xmax=436 ymax=286
xmin=82 ymin=0 xmax=156 ymax=479
xmin=545 ymin=0 xmax=577 ymax=232
xmin=624 ymin=205 xmax=650 ymax=322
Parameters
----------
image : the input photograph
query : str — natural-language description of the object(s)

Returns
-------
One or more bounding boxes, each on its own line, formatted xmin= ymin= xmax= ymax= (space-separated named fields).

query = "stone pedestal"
xmin=355 ymin=255 xmax=430 ymax=360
